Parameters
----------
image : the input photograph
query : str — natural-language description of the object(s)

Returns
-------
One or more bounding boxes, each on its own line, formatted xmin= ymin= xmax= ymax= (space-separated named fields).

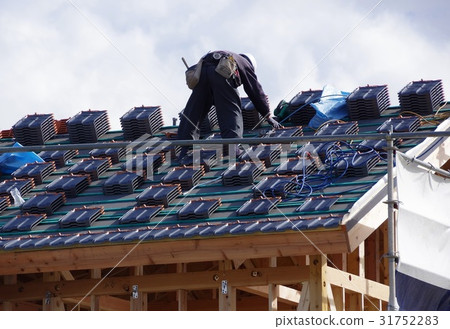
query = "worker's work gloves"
xmin=266 ymin=117 xmax=283 ymax=129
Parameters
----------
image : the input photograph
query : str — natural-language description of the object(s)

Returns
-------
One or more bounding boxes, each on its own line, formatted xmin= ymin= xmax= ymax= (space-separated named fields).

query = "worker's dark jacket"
xmin=177 ymin=50 xmax=270 ymax=145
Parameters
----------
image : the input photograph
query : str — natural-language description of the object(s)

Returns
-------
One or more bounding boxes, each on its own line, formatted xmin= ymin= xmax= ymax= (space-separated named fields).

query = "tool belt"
xmin=204 ymin=52 xmax=241 ymax=87
xmin=185 ymin=58 xmax=203 ymax=90
xmin=215 ymin=54 xmax=237 ymax=79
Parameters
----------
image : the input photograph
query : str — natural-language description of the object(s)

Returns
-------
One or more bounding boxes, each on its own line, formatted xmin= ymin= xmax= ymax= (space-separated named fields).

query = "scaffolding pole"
xmin=0 ymin=131 xmax=449 ymax=154
xmin=386 ymin=132 xmax=399 ymax=311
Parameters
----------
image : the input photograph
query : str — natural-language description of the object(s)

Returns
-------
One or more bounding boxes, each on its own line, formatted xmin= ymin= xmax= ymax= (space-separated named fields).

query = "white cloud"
xmin=0 ymin=0 xmax=449 ymax=131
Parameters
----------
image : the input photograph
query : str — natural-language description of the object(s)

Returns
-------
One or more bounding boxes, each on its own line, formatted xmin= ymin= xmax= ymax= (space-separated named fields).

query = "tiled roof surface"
xmin=0 ymin=88 xmax=448 ymax=252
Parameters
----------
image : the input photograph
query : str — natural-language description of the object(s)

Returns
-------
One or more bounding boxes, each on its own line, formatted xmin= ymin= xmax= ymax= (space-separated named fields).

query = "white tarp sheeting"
xmin=397 ymin=154 xmax=450 ymax=290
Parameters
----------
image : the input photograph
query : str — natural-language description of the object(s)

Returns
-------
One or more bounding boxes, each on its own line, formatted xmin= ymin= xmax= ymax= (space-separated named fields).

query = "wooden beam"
xmin=63 ymin=296 xmax=129 ymax=311
xmin=90 ymin=269 xmax=101 ymax=311
xmin=327 ymin=283 xmax=336 ymax=311
xmin=4 ymin=301 xmax=41 ymax=311
xmin=43 ymin=272 xmax=65 ymax=311
xmin=346 ymin=244 xmax=364 ymax=310
xmin=130 ymin=266 xmax=147 ymax=311
xmin=268 ymin=257 xmax=278 ymax=311
xmin=345 ymin=187 xmax=388 ymax=252
xmin=176 ymin=263 xmax=188 ymax=311
xmin=238 ymin=285 xmax=300 ymax=306
xmin=60 ymin=271 xmax=75 ymax=281
xmin=148 ymin=295 xmax=296 ymax=311
xmin=297 ymin=282 xmax=309 ymax=311
xmin=219 ymin=260 xmax=236 ymax=311
xmin=0 ymin=265 xmax=310 ymax=302
xmin=327 ymin=254 xmax=345 ymax=310
xmin=327 ymin=267 xmax=389 ymax=302
xmin=0 ymin=230 xmax=347 ymax=275
xmin=309 ymin=254 xmax=328 ymax=311
xmin=2 ymin=275 xmax=17 ymax=311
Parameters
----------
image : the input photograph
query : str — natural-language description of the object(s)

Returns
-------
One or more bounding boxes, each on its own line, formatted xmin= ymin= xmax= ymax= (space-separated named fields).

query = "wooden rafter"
xmin=0 ymin=230 xmax=347 ymax=276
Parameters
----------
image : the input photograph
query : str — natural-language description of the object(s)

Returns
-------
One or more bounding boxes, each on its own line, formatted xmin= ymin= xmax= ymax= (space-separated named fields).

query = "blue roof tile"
xmin=0 ymin=100 xmax=447 ymax=252
xmin=3 ymin=239 xmax=23 ymax=250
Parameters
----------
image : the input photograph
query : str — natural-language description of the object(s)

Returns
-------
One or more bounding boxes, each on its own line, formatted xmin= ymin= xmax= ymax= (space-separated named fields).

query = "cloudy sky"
xmin=1 ymin=0 xmax=449 ymax=130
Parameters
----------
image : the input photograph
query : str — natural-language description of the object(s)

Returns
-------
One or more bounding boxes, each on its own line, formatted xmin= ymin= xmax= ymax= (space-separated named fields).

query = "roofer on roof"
xmin=177 ymin=51 xmax=282 ymax=158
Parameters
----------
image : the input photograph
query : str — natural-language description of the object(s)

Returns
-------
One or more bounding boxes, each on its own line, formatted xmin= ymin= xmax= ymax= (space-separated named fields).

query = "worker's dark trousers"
xmin=177 ymin=63 xmax=243 ymax=158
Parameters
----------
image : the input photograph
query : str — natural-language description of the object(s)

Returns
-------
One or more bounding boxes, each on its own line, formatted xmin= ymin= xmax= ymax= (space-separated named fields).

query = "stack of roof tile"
xmin=178 ymin=149 xmax=218 ymax=172
xmin=0 ymin=129 xmax=14 ymax=139
xmin=274 ymin=156 xmax=318 ymax=176
xmin=21 ymin=192 xmax=66 ymax=215
xmin=38 ymin=149 xmax=79 ymax=168
xmin=136 ymin=184 xmax=182 ymax=208
xmin=263 ymin=126 xmax=303 ymax=139
xmin=177 ymin=198 xmax=221 ymax=220
xmin=118 ymin=205 xmax=162 ymax=225
xmin=120 ymin=106 xmax=164 ymax=140
xmin=222 ymin=161 xmax=265 ymax=186
xmin=286 ymin=89 xmax=322 ymax=125
xmin=1 ymin=214 xmax=46 ymax=232
xmin=398 ymin=79 xmax=445 ymax=115
xmin=315 ymin=121 xmax=359 ymax=136
xmin=199 ymin=106 xmax=218 ymax=135
xmin=59 ymin=207 xmax=104 ymax=228
xmin=357 ymin=138 xmax=402 ymax=152
xmin=12 ymin=162 xmax=56 ymax=185
xmin=121 ymin=153 xmax=165 ymax=174
xmin=54 ymin=118 xmax=69 ymax=134
xmin=347 ymin=85 xmax=391 ymax=120
xmin=253 ymin=175 xmax=297 ymax=198
xmin=377 ymin=116 xmax=420 ymax=133
xmin=103 ymin=171 xmax=144 ymax=195
xmin=335 ymin=152 xmax=380 ymax=177
xmin=162 ymin=166 xmax=205 ymax=190
xmin=67 ymin=158 xmax=112 ymax=181
xmin=89 ymin=147 xmax=126 ymax=164
xmin=67 ymin=110 xmax=110 ymax=143
xmin=241 ymin=97 xmax=263 ymax=130
xmin=236 ymin=197 xmax=281 ymax=216
xmin=239 ymin=144 xmax=282 ymax=167
xmin=0 ymin=178 xmax=35 ymax=203
xmin=296 ymin=141 xmax=335 ymax=162
xmin=295 ymin=122 xmax=359 ymax=161
xmin=12 ymin=113 xmax=56 ymax=145
xmin=46 ymin=174 xmax=91 ymax=198
xmin=0 ymin=196 xmax=11 ymax=214
xmin=296 ymin=196 xmax=339 ymax=213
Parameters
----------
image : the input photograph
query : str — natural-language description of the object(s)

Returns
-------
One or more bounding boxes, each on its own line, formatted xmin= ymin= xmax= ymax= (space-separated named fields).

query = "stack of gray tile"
xmin=136 ymin=184 xmax=182 ymax=208
xmin=59 ymin=207 xmax=104 ymax=228
xmin=177 ymin=198 xmax=221 ymax=220
xmin=103 ymin=171 xmax=144 ymax=195
xmin=67 ymin=110 xmax=110 ymax=143
xmin=222 ymin=161 xmax=265 ymax=186
xmin=286 ymin=90 xmax=321 ymax=125
xmin=398 ymin=79 xmax=445 ymax=115
xmin=120 ymin=106 xmax=164 ymax=140
xmin=46 ymin=175 xmax=91 ymax=198
xmin=21 ymin=192 xmax=66 ymax=215
xmin=12 ymin=113 xmax=56 ymax=145
xmin=241 ymin=97 xmax=263 ymax=130
xmin=347 ymin=85 xmax=390 ymax=120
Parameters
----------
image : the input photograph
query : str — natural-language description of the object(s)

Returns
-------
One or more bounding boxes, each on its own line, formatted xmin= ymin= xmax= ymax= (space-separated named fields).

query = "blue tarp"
xmin=396 ymin=271 xmax=450 ymax=311
xmin=0 ymin=142 xmax=44 ymax=174
xmin=308 ymin=85 xmax=350 ymax=129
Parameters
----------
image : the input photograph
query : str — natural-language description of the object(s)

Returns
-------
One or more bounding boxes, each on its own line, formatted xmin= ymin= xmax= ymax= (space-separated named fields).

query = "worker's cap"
xmin=240 ymin=53 xmax=257 ymax=70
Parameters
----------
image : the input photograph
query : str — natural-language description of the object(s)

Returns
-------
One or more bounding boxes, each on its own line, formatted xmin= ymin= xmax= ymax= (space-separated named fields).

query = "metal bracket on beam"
xmin=132 ymin=285 xmax=139 ymax=299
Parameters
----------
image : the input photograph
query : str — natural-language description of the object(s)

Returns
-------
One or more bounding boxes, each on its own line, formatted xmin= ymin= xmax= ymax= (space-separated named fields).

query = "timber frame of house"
xmin=0 ymin=221 xmax=390 ymax=311
xmin=1 ymin=108 xmax=449 ymax=311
